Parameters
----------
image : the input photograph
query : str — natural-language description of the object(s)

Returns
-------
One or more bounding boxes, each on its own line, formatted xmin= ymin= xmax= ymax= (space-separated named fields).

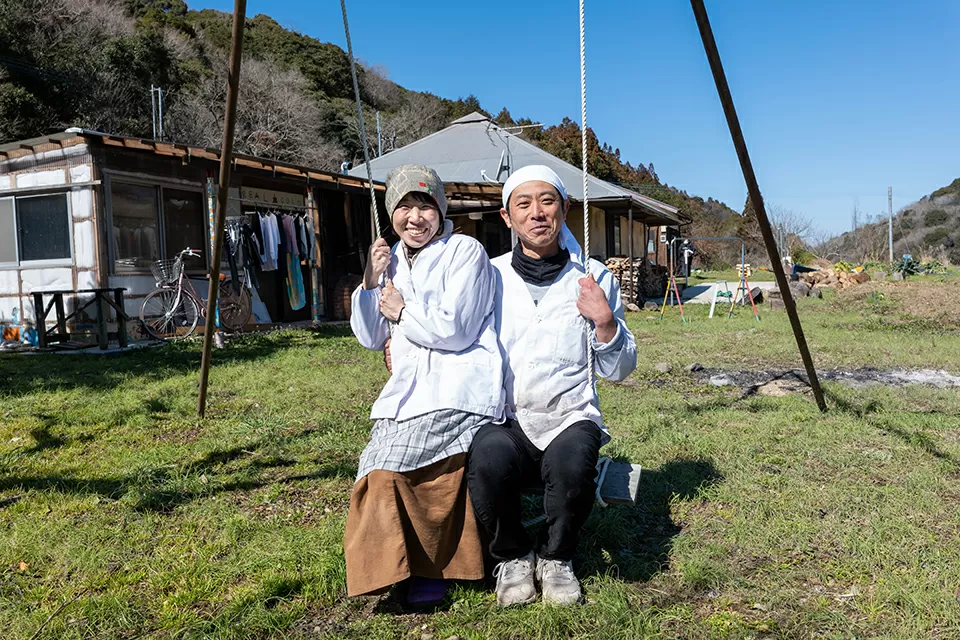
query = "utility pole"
xmin=150 ymin=85 xmax=165 ymax=140
xmin=158 ymin=86 xmax=164 ymax=140
xmin=888 ymin=186 xmax=894 ymax=263
xmin=151 ymin=85 xmax=157 ymax=139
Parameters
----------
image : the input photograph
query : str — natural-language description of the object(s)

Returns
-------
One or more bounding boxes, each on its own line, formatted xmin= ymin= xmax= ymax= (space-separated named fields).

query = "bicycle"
xmin=139 ymin=248 xmax=252 ymax=340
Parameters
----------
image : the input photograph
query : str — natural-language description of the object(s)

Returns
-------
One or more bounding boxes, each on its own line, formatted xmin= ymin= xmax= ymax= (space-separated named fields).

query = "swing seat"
xmin=520 ymin=458 xmax=642 ymax=527
xmin=520 ymin=458 xmax=642 ymax=505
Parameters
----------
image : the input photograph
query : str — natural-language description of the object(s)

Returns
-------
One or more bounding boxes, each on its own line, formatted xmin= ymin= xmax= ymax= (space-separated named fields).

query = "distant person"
xmin=347 ymin=165 xmax=504 ymax=608
xmin=681 ymin=239 xmax=695 ymax=280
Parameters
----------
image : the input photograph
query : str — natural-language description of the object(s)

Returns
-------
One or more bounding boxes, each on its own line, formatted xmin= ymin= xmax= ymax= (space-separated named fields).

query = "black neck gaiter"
xmin=511 ymin=242 xmax=569 ymax=285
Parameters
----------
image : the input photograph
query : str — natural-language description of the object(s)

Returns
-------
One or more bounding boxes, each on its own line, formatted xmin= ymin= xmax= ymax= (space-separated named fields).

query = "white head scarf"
xmin=502 ymin=165 xmax=568 ymax=209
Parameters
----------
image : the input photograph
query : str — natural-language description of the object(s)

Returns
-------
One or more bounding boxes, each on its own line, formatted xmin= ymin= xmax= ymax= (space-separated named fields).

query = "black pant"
xmin=467 ymin=420 xmax=601 ymax=562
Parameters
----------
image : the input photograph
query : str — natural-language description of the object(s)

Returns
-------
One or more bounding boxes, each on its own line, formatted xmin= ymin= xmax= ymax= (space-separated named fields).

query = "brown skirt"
xmin=344 ymin=453 xmax=485 ymax=597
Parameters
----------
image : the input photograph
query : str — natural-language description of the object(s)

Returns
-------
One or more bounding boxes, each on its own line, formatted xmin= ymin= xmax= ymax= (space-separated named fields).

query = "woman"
xmin=347 ymin=164 xmax=504 ymax=607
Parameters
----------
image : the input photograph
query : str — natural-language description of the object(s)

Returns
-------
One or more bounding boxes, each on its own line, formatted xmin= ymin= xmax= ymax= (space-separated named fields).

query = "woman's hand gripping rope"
xmin=363 ymin=237 xmax=391 ymax=291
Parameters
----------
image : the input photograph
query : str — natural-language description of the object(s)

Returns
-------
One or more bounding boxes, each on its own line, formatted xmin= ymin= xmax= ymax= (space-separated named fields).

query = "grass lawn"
xmin=686 ymin=269 xmax=778 ymax=283
xmin=3 ymin=281 xmax=960 ymax=639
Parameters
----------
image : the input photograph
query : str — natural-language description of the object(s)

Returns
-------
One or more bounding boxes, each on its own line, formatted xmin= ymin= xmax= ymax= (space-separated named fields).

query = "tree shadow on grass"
xmin=0 ymin=429 xmax=358 ymax=513
xmin=0 ymin=325 xmax=356 ymax=399
xmin=825 ymin=388 xmax=960 ymax=468
xmin=24 ymin=419 xmax=67 ymax=455
xmin=574 ymin=457 xmax=723 ymax=583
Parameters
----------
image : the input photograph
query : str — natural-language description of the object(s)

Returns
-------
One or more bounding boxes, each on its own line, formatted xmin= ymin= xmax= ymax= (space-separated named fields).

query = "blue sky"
xmin=193 ymin=0 xmax=959 ymax=236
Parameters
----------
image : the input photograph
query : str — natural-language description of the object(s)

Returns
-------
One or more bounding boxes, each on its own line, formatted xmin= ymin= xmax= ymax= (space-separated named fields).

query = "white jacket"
xmin=351 ymin=232 xmax=505 ymax=422
xmin=492 ymin=224 xmax=637 ymax=450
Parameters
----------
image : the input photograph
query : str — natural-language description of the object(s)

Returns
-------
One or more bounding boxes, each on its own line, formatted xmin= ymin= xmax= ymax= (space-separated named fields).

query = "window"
xmin=0 ymin=199 xmax=15 ymax=265
xmin=111 ymin=182 xmax=160 ymax=270
xmin=108 ymin=178 xmax=206 ymax=271
xmin=163 ymin=188 xmax=207 ymax=269
xmin=0 ymin=194 xmax=72 ymax=266
xmin=606 ymin=214 xmax=621 ymax=257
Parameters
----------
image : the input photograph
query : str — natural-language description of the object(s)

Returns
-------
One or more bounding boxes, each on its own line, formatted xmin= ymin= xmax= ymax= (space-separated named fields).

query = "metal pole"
xmin=690 ymin=0 xmax=826 ymax=411
xmin=158 ymin=86 xmax=164 ymax=140
xmin=888 ymin=186 xmax=893 ymax=264
xmin=150 ymin=85 xmax=157 ymax=139
xmin=197 ymin=0 xmax=246 ymax=418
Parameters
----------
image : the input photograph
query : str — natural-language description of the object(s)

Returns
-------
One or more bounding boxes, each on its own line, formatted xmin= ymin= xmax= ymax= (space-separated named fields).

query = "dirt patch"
xmin=755 ymin=378 xmax=811 ymax=397
xmin=695 ymin=367 xmax=960 ymax=393
xmin=837 ymin=279 xmax=960 ymax=327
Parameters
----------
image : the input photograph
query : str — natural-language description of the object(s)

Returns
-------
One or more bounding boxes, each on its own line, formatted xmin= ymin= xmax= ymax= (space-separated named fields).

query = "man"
xmin=466 ymin=165 xmax=637 ymax=606
xmin=681 ymin=239 xmax=695 ymax=280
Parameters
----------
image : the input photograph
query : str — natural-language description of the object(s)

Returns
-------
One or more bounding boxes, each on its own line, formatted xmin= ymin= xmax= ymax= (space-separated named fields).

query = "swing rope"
xmin=578 ymin=0 xmax=596 ymax=387
xmin=340 ymin=0 xmax=382 ymax=239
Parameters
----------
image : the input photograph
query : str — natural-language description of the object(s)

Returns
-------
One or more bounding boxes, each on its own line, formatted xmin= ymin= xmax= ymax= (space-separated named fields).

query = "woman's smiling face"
xmin=392 ymin=192 xmax=441 ymax=249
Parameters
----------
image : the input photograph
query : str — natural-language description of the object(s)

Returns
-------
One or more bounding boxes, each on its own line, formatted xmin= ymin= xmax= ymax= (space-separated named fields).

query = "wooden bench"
xmin=32 ymin=288 xmax=129 ymax=350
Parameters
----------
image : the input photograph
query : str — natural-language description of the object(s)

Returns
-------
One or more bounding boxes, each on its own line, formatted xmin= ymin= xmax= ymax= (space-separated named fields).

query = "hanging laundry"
xmin=241 ymin=223 xmax=261 ymax=291
xmin=281 ymin=214 xmax=306 ymax=310
xmin=259 ymin=212 xmax=280 ymax=271
xmin=225 ymin=221 xmax=242 ymax=295
xmin=298 ymin=215 xmax=309 ymax=260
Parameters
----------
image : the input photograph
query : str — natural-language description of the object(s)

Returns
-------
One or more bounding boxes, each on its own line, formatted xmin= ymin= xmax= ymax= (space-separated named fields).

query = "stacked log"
xmin=604 ymin=257 xmax=667 ymax=304
xmin=800 ymin=268 xmax=871 ymax=290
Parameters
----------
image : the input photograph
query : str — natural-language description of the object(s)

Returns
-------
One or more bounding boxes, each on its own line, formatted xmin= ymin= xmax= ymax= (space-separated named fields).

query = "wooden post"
xmin=627 ymin=205 xmax=634 ymax=304
xmin=690 ymin=0 xmax=826 ymax=411
xmin=54 ymin=295 xmax=66 ymax=337
xmin=343 ymin=192 xmax=353 ymax=247
xmin=32 ymin=293 xmax=47 ymax=349
xmin=94 ymin=294 xmax=108 ymax=350
xmin=307 ymin=186 xmax=323 ymax=323
xmin=197 ymin=0 xmax=246 ymax=418
xmin=114 ymin=288 xmax=128 ymax=348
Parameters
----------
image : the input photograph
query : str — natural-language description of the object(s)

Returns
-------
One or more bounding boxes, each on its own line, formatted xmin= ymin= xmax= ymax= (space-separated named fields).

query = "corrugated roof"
xmin=0 ymin=129 xmax=383 ymax=192
xmin=350 ymin=112 xmax=685 ymax=224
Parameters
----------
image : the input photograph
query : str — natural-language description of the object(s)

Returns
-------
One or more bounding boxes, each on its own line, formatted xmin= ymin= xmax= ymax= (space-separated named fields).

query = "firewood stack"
xmin=604 ymin=257 xmax=667 ymax=304
xmin=800 ymin=268 xmax=871 ymax=290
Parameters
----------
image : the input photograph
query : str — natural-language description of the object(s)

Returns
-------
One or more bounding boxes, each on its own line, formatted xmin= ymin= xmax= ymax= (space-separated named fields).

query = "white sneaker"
xmin=536 ymin=558 xmax=581 ymax=605
xmin=493 ymin=551 xmax=537 ymax=606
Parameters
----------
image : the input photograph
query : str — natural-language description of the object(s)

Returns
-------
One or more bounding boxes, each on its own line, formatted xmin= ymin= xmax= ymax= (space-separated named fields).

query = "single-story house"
xmin=0 ymin=129 xmax=381 ymax=341
xmin=350 ymin=112 xmax=688 ymax=263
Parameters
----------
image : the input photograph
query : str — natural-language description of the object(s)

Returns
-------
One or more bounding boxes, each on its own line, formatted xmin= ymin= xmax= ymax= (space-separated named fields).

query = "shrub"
xmin=894 ymin=255 xmax=921 ymax=275
xmin=923 ymin=227 xmax=950 ymax=246
xmin=924 ymin=209 xmax=949 ymax=226
xmin=900 ymin=216 xmax=914 ymax=230
xmin=922 ymin=260 xmax=947 ymax=275
xmin=863 ymin=260 xmax=890 ymax=272
xmin=792 ymin=248 xmax=815 ymax=266
xmin=949 ymin=247 xmax=960 ymax=266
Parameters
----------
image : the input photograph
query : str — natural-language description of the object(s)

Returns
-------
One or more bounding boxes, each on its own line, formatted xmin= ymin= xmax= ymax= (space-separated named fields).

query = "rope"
xmin=339 ymin=0 xmax=382 ymax=239
xmin=578 ymin=0 xmax=596 ymax=386
xmin=595 ymin=456 xmax=611 ymax=508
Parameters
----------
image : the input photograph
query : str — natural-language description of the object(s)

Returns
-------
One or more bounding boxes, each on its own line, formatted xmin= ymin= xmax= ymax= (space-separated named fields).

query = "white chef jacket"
xmin=492 ymin=224 xmax=637 ymax=450
xmin=351 ymin=231 xmax=505 ymax=422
